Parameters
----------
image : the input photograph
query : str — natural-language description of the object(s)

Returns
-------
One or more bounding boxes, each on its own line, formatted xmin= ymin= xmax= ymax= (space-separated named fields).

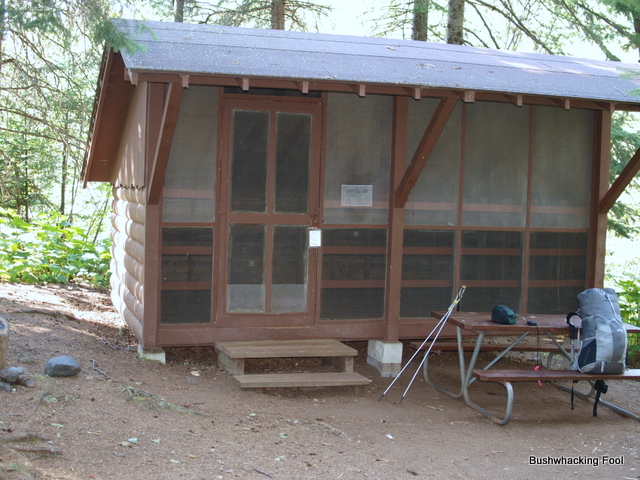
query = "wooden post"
xmin=0 ymin=315 xmax=9 ymax=369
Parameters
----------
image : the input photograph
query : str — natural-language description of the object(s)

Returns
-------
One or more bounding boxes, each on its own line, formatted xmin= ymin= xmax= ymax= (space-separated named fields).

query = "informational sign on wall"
xmin=341 ymin=185 xmax=373 ymax=207
xmin=309 ymin=227 xmax=322 ymax=248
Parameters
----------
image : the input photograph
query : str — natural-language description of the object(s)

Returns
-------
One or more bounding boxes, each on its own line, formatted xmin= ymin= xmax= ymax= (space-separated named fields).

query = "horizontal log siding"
xmin=111 ymin=186 xmax=146 ymax=341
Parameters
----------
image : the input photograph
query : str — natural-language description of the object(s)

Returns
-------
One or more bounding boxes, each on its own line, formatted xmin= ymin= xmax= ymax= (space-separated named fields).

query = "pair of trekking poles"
xmin=379 ymin=285 xmax=466 ymax=402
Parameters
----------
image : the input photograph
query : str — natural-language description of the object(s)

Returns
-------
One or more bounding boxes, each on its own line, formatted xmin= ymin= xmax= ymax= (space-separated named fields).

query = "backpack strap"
xmin=592 ymin=380 xmax=608 ymax=417
xmin=565 ymin=312 xmax=580 ymax=340
xmin=566 ymin=312 xmax=581 ymax=365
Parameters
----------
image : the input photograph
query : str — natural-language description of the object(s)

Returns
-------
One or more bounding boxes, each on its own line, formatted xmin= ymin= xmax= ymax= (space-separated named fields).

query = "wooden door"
xmin=218 ymin=99 xmax=322 ymax=327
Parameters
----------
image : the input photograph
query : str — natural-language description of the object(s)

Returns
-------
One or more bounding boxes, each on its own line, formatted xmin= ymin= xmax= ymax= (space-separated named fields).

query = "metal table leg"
xmin=460 ymin=331 xmax=530 ymax=425
xmin=463 ymin=379 xmax=515 ymax=425
xmin=422 ymin=325 xmax=467 ymax=398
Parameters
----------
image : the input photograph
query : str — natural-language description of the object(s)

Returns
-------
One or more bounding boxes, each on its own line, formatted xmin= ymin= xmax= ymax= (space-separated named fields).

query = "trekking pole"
xmin=398 ymin=286 xmax=466 ymax=402
xmin=378 ymin=285 xmax=466 ymax=401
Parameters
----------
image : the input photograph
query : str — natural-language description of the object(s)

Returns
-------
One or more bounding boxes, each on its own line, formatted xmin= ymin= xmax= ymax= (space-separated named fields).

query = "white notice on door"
xmin=341 ymin=185 xmax=373 ymax=207
xmin=309 ymin=228 xmax=322 ymax=248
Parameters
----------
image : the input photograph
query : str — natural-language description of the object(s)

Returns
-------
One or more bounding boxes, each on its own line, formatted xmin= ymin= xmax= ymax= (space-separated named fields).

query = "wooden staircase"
xmin=214 ymin=339 xmax=371 ymax=395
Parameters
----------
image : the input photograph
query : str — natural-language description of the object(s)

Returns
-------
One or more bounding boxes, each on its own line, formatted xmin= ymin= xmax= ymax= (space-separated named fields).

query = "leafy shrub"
xmin=0 ymin=208 xmax=111 ymax=287
xmin=615 ymin=276 xmax=640 ymax=362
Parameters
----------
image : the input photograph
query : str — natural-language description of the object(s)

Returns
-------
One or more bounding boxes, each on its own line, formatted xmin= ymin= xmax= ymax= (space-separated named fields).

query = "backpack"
xmin=566 ymin=288 xmax=627 ymax=374
xmin=491 ymin=305 xmax=518 ymax=325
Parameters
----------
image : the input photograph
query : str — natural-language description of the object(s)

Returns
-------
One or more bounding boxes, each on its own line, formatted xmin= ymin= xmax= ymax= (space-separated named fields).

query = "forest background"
xmin=1 ymin=0 xmax=640 ymax=356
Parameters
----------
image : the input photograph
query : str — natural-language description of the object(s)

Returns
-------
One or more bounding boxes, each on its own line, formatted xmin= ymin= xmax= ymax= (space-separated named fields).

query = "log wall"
xmin=110 ymin=186 xmax=146 ymax=343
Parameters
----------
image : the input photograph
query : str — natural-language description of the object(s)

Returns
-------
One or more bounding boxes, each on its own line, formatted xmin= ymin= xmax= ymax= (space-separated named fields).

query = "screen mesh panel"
xmin=404 ymin=100 xmax=462 ymax=226
xmin=320 ymin=228 xmax=387 ymax=320
xmin=163 ymin=86 xmax=217 ymax=223
xmin=460 ymin=231 xmax=523 ymax=311
xmin=400 ymin=230 xmax=455 ymax=318
xmin=527 ymin=232 xmax=587 ymax=313
xmin=161 ymin=227 xmax=214 ymax=324
xmin=324 ymin=94 xmax=392 ymax=224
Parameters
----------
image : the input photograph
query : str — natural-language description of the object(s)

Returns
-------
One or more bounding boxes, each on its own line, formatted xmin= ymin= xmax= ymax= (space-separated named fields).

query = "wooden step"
xmin=234 ymin=371 xmax=371 ymax=395
xmin=215 ymin=339 xmax=358 ymax=375
xmin=215 ymin=339 xmax=357 ymax=359
xmin=215 ymin=340 xmax=370 ymax=394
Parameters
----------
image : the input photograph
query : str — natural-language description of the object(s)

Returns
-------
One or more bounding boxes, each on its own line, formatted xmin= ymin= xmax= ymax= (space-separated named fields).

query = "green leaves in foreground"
xmin=0 ymin=208 xmax=111 ymax=287
xmin=616 ymin=276 xmax=640 ymax=360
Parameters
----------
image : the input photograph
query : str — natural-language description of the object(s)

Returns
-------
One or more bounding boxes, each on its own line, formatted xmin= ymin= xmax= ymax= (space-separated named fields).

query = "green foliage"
xmin=0 ymin=208 xmax=111 ymax=287
xmin=608 ymin=112 xmax=640 ymax=238
xmin=612 ymin=276 xmax=640 ymax=361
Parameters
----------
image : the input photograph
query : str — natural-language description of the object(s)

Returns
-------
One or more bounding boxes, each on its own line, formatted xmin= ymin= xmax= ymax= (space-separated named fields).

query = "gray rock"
xmin=0 ymin=367 xmax=25 ymax=383
xmin=17 ymin=375 xmax=36 ymax=388
xmin=0 ymin=369 xmax=17 ymax=383
xmin=44 ymin=356 xmax=82 ymax=377
xmin=0 ymin=381 xmax=12 ymax=392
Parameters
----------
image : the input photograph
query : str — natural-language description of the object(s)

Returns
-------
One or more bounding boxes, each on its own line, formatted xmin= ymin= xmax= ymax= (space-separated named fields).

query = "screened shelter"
xmin=83 ymin=19 xmax=640 ymax=370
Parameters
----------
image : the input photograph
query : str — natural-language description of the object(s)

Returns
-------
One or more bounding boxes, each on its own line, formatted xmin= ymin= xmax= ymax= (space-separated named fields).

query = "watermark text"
xmin=529 ymin=455 xmax=624 ymax=467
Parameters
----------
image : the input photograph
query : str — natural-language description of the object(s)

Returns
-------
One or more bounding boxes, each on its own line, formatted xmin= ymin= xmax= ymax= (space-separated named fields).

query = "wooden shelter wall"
xmin=399 ymin=101 xmax=594 ymax=318
xmin=115 ymin=83 xmax=148 ymax=188
xmin=110 ymin=186 xmax=147 ymax=342
xmin=104 ymin=83 xmax=603 ymax=347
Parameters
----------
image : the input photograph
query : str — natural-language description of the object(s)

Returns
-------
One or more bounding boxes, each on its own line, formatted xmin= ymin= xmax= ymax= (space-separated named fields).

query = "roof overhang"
xmin=83 ymin=19 xmax=640 ymax=185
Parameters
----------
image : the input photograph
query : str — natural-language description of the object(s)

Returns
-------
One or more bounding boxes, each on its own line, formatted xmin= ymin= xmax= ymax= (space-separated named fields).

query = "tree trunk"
xmin=412 ymin=0 xmax=429 ymax=41
xmin=0 ymin=0 xmax=5 ymax=78
xmin=174 ymin=0 xmax=185 ymax=23
xmin=271 ymin=0 xmax=285 ymax=30
xmin=447 ymin=0 xmax=464 ymax=45
xmin=60 ymin=139 xmax=67 ymax=215
xmin=634 ymin=11 xmax=640 ymax=62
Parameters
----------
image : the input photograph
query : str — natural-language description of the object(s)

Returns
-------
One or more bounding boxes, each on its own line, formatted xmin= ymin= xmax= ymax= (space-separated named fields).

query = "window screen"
xmin=531 ymin=107 xmax=593 ymax=228
xmin=400 ymin=230 xmax=455 ymax=318
xmin=324 ymin=93 xmax=392 ymax=224
xmin=527 ymin=232 xmax=587 ymax=313
xmin=405 ymin=100 xmax=462 ymax=226
xmin=463 ymin=102 xmax=530 ymax=227
xmin=320 ymin=228 xmax=387 ymax=320
xmin=163 ymin=86 xmax=218 ymax=223
xmin=160 ymin=227 xmax=213 ymax=324
xmin=460 ymin=230 xmax=523 ymax=311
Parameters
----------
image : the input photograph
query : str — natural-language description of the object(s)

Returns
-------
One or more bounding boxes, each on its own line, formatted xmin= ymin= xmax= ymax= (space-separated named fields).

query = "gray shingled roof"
xmin=116 ymin=19 xmax=640 ymax=106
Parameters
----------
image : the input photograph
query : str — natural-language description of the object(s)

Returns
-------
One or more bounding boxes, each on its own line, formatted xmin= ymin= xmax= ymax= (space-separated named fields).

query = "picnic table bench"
xmin=422 ymin=311 xmax=640 ymax=425
xmin=472 ymin=368 xmax=640 ymax=425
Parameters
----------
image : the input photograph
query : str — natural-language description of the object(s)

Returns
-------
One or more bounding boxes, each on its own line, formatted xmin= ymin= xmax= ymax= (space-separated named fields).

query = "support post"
xmin=367 ymin=340 xmax=403 ymax=377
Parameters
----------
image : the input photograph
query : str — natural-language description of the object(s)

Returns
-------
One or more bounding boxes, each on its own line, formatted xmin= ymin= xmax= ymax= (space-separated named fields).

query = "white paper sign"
xmin=341 ymin=185 xmax=373 ymax=207
xmin=309 ymin=228 xmax=322 ymax=247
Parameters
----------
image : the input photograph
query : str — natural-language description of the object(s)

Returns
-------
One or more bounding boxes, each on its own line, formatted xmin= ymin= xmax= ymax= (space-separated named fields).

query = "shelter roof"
xmin=116 ymin=19 xmax=640 ymax=106
xmin=84 ymin=19 xmax=640 ymax=185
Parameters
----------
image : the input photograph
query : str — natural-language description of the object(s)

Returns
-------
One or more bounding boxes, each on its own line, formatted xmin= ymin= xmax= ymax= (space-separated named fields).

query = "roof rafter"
xmin=599 ymin=145 xmax=640 ymax=214
xmin=147 ymin=80 xmax=184 ymax=205
xmin=394 ymin=95 xmax=458 ymax=208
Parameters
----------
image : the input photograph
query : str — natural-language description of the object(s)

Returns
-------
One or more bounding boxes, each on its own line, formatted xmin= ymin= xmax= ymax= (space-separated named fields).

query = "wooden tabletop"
xmin=432 ymin=311 xmax=571 ymax=334
xmin=432 ymin=311 xmax=640 ymax=335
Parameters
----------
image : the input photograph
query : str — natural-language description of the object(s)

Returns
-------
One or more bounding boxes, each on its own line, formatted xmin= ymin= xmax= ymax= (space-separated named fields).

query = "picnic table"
xmin=423 ymin=311 xmax=640 ymax=425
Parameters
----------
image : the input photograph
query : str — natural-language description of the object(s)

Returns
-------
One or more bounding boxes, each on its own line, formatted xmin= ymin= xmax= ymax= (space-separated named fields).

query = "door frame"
xmin=215 ymin=96 xmax=324 ymax=328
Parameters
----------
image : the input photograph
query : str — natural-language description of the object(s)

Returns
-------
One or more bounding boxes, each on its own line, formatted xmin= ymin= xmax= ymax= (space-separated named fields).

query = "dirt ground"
xmin=0 ymin=282 xmax=638 ymax=480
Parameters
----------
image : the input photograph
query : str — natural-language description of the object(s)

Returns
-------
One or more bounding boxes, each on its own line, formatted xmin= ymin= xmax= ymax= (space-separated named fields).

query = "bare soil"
xmin=0 ymin=283 xmax=638 ymax=480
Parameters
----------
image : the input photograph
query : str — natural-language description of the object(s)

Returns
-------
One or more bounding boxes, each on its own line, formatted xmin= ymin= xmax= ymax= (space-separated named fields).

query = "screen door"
xmin=219 ymin=100 xmax=321 ymax=326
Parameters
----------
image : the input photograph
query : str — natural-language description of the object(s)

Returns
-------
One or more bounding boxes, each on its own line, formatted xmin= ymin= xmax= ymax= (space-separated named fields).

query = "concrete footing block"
xmin=367 ymin=340 xmax=403 ymax=377
xmin=137 ymin=345 xmax=166 ymax=364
